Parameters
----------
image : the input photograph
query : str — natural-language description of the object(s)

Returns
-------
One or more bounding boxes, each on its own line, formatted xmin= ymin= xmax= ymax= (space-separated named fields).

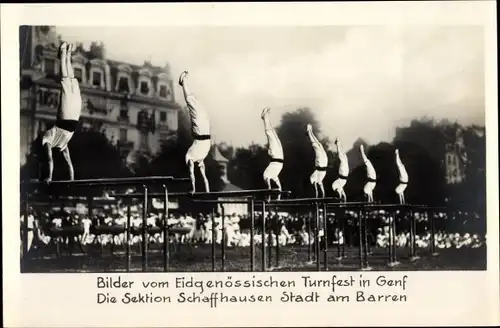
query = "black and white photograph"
xmin=18 ymin=23 xmax=488 ymax=274
xmin=3 ymin=2 xmax=499 ymax=327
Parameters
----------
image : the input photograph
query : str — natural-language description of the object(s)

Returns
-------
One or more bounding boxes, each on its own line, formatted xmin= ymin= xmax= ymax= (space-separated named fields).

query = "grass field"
xmin=21 ymin=242 xmax=487 ymax=273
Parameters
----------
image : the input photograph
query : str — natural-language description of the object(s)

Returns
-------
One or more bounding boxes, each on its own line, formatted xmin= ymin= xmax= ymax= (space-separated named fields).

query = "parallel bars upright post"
xmin=211 ymin=208 xmax=216 ymax=272
xmin=323 ymin=203 xmax=328 ymax=271
xmin=126 ymin=201 xmax=131 ymax=272
xmin=141 ymin=185 xmax=148 ymax=272
xmin=315 ymin=202 xmax=321 ymax=271
xmin=261 ymin=201 xmax=266 ymax=272
xmin=163 ymin=185 xmax=170 ymax=272
xmin=221 ymin=206 xmax=226 ymax=272
xmin=250 ymin=198 xmax=255 ymax=272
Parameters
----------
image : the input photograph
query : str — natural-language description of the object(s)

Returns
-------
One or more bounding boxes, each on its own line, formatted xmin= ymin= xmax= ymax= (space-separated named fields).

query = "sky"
xmin=57 ymin=25 xmax=485 ymax=150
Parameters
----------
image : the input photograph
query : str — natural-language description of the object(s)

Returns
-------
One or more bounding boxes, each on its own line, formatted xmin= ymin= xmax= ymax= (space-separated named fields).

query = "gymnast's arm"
xmin=62 ymin=147 xmax=75 ymax=181
xmin=44 ymin=143 xmax=54 ymax=182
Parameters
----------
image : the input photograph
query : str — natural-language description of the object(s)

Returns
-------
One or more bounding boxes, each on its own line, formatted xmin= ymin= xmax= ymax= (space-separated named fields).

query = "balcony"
xmin=117 ymin=140 xmax=134 ymax=151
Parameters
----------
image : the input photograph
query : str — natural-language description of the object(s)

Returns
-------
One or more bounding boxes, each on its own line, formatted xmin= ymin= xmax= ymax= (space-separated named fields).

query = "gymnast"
xmin=360 ymin=144 xmax=376 ymax=202
xmin=261 ymin=107 xmax=284 ymax=200
xmin=331 ymin=138 xmax=349 ymax=202
xmin=306 ymin=124 xmax=328 ymax=198
xmin=179 ymin=71 xmax=211 ymax=193
xmin=40 ymin=42 xmax=82 ymax=182
xmin=395 ymin=149 xmax=409 ymax=204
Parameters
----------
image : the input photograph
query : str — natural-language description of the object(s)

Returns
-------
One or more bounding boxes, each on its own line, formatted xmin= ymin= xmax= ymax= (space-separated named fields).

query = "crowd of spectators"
xmin=21 ymin=203 xmax=486 ymax=255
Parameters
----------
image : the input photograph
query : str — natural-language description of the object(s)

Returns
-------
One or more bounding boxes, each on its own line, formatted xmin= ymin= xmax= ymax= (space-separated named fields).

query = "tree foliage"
xmin=226 ymin=109 xmax=485 ymax=209
xmin=21 ymin=129 xmax=132 ymax=182
xmin=148 ymin=106 xmax=224 ymax=193
xmin=275 ymin=107 xmax=333 ymax=197
xmin=20 ymin=102 xmax=485 ymax=213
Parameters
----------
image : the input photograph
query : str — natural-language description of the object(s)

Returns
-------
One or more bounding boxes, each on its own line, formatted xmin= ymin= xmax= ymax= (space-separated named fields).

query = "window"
xmin=45 ymin=59 xmax=56 ymax=75
xmin=119 ymin=128 xmax=128 ymax=142
xmin=159 ymin=85 xmax=168 ymax=98
xmin=119 ymin=108 xmax=128 ymax=119
xmin=118 ymin=77 xmax=129 ymax=93
xmin=92 ymin=71 xmax=102 ymax=87
xmin=140 ymin=81 xmax=149 ymax=95
xmin=74 ymin=68 xmax=83 ymax=82
xmin=160 ymin=111 xmax=167 ymax=122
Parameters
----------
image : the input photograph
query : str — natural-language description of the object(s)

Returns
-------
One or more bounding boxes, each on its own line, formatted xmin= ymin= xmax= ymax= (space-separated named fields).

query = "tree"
xmin=228 ymin=143 xmax=269 ymax=190
xmin=347 ymin=140 xmax=446 ymax=205
xmin=452 ymin=125 xmax=486 ymax=214
xmin=228 ymin=107 xmax=336 ymax=198
xmin=148 ymin=106 xmax=224 ymax=193
xmin=88 ymin=41 xmax=105 ymax=60
xmin=393 ymin=118 xmax=450 ymax=165
xmin=21 ymin=129 xmax=132 ymax=182
xmin=217 ymin=142 xmax=234 ymax=160
xmin=275 ymin=107 xmax=332 ymax=197
xmin=394 ymin=118 xmax=486 ymax=210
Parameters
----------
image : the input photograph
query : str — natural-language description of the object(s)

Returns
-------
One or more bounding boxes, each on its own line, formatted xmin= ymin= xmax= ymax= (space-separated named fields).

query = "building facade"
xmin=444 ymin=127 xmax=468 ymax=185
xmin=20 ymin=26 xmax=181 ymax=165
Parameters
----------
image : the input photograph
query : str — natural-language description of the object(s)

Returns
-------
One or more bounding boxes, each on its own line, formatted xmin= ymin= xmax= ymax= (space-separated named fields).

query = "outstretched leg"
xmin=187 ymin=159 xmax=196 ymax=193
xmin=198 ymin=161 xmax=210 ymax=193
xmin=313 ymin=182 xmax=318 ymax=198
xmin=66 ymin=43 xmax=74 ymax=78
xmin=261 ymin=107 xmax=272 ymax=131
xmin=179 ymin=71 xmax=191 ymax=98
xmin=262 ymin=108 xmax=283 ymax=157
xmin=59 ymin=42 xmax=68 ymax=77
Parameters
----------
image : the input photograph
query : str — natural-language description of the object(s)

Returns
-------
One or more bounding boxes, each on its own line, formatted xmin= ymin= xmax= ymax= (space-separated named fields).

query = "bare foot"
xmin=58 ymin=42 xmax=68 ymax=59
xmin=179 ymin=71 xmax=189 ymax=86
xmin=306 ymin=124 xmax=312 ymax=131
xmin=261 ymin=107 xmax=270 ymax=119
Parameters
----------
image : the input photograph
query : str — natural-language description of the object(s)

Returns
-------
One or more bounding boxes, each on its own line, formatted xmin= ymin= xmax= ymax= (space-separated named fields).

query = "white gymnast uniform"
xmin=332 ymin=141 xmax=349 ymax=192
xmin=308 ymin=126 xmax=328 ymax=184
xmin=361 ymin=146 xmax=377 ymax=196
xmin=395 ymin=150 xmax=409 ymax=194
xmin=262 ymin=112 xmax=284 ymax=181
xmin=42 ymin=77 xmax=82 ymax=151
xmin=42 ymin=126 xmax=74 ymax=151
xmin=185 ymin=94 xmax=211 ymax=164
xmin=59 ymin=77 xmax=82 ymax=121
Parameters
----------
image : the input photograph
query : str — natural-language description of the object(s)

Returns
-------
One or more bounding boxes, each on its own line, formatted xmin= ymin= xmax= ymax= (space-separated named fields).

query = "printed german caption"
xmin=96 ymin=276 xmax=172 ymax=305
